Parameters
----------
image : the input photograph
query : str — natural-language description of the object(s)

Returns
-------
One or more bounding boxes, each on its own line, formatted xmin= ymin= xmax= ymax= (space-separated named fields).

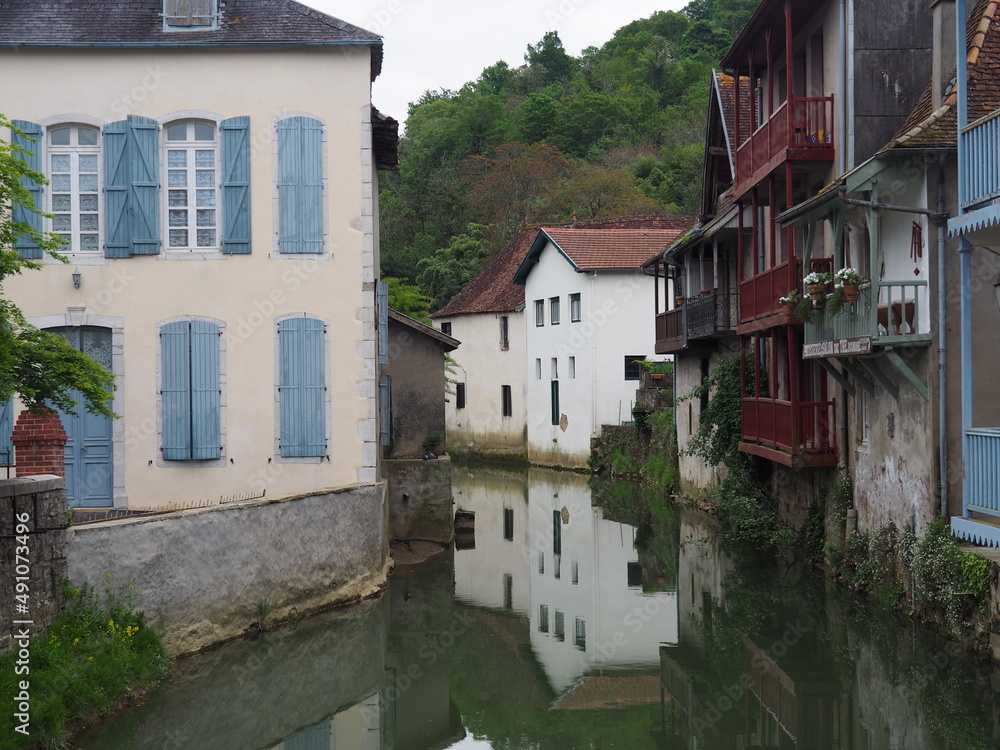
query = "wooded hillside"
xmin=379 ymin=0 xmax=759 ymax=316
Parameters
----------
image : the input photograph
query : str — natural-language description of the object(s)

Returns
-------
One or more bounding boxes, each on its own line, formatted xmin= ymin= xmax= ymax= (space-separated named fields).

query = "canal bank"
xmin=73 ymin=466 xmax=1000 ymax=750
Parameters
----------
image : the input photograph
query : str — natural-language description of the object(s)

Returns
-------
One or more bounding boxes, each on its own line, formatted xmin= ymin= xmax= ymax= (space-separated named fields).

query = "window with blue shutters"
xmin=220 ymin=116 xmax=251 ymax=254
xmin=104 ymin=115 xmax=160 ymax=257
xmin=160 ymin=320 xmax=222 ymax=460
xmin=277 ymin=116 xmax=324 ymax=254
xmin=11 ymin=120 xmax=44 ymax=259
xmin=278 ymin=316 xmax=327 ymax=457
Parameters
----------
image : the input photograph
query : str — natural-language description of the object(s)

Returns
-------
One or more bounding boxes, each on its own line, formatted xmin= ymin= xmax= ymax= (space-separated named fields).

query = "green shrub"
xmin=0 ymin=584 xmax=170 ymax=749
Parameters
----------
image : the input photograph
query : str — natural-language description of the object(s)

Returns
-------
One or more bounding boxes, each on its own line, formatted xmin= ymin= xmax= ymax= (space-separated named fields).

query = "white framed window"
xmin=550 ymin=296 xmax=560 ymax=325
xmin=535 ymin=299 xmax=544 ymax=326
xmin=164 ymin=120 xmax=219 ymax=251
xmin=48 ymin=125 xmax=101 ymax=254
xmin=570 ymin=292 xmax=581 ymax=322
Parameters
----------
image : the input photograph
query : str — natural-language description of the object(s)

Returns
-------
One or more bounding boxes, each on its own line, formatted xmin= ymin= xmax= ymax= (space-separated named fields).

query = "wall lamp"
xmin=72 ymin=268 xmax=81 ymax=289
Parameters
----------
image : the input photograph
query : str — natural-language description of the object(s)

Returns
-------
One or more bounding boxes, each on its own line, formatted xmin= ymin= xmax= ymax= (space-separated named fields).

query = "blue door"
xmin=49 ymin=327 xmax=114 ymax=508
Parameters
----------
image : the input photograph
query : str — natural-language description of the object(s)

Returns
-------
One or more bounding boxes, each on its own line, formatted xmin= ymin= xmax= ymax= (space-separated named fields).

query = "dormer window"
xmin=163 ymin=0 xmax=218 ymax=30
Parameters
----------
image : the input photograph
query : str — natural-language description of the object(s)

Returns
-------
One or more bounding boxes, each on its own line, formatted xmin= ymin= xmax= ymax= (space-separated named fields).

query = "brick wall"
xmin=0 ymin=476 xmax=68 ymax=650
xmin=12 ymin=410 xmax=68 ymax=478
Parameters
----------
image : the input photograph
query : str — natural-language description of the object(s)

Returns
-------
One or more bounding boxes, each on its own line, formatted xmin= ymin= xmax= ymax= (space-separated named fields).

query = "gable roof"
xmin=0 ymin=0 xmax=383 ymax=76
xmin=883 ymin=0 xmax=998 ymax=151
xmin=432 ymin=215 xmax=692 ymax=318
xmin=513 ymin=226 xmax=686 ymax=284
xmin=388 ymin=309 xmax=459 ymax=351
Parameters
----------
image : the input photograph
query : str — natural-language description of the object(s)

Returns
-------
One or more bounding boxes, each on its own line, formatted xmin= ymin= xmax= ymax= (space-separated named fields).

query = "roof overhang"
xmin=513 ymin=230 xmax=579 ymax=285
xmin=388 ymin=309 xmax=459 ymax=350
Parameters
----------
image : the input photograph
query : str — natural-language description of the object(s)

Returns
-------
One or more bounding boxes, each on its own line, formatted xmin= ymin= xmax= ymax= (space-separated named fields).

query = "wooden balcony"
xmin=740 ymin=398 xmax=836 ymax=467
xmin=960 ymin=109 xmax=1000 ymax=209
xmin=686 ymin=290 xmax=738 ymax=340
xmin=655 ymin=308 xmax=685 ymax=355
xmin=738 ymin=259 xmax=801 ymax=331
xmin=803 ymin=280 xmax=931 ymax=354
xmin=952 ymin=429 xmax=1000 ymax=549
xmin=734 ymin=96 xmax=834 ymax=198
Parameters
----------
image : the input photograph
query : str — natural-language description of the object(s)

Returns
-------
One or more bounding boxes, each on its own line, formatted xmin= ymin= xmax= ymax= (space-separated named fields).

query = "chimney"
xmin=932 ymin=0 xmax=957 ymax=110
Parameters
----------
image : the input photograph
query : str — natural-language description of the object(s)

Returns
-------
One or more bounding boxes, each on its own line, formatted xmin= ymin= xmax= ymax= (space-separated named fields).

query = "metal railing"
xmin=686 ymin=290 xmax=738 ymax=340
xmin=960 ymin=109 xmax=1000 ymax=209
xmin=966 ymin=428 xmax=1000 ymax=515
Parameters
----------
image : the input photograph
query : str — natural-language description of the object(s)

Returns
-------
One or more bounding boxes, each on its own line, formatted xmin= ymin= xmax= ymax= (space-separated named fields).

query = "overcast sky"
xmin=304 ymin=0 xmax=689 ymax=122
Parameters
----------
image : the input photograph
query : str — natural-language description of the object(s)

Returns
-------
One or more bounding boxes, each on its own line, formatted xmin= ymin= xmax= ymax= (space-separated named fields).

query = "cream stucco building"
xmin=0 ymin=0 xmax=396 ymax=509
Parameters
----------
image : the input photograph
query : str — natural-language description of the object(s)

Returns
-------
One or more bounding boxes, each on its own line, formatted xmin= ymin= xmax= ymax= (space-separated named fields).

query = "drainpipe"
xmin=847 ymin=0 xmax=856 ymax=168
xmin=839 ymin=0 xmax=848 ymax=174
xmin=590 ymin=271 xmax=598 ymax=438
xmin=937 ymin=156 xmax=949 ymax=519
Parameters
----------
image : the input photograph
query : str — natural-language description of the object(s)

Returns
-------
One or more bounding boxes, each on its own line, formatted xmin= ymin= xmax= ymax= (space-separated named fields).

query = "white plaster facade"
xmin=1 ymin=10 xmax=386 ymax=509
xmin=521 ymin=239 xmax=662 ymax=468
xmin=438 ymin=310 xmax=527 ymax=457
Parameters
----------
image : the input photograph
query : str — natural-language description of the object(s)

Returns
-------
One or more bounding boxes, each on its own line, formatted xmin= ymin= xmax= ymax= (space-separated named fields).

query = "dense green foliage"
xmin=0 ymin=584 xmax=169 ymax=749
xmin=380 ymin=0 xmax=760 ymax=312
xmin=1 ymin=115 xmax=116 ymax=417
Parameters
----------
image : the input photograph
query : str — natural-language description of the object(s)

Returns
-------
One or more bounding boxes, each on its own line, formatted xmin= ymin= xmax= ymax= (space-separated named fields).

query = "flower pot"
xmin=843 ymin=283 xmax=858 ymax=302
xmin=675 ymin=296 xmax=685 ymax=307
xmin=650 ymin=372 xmax=665 ymax=380
xmin=808 ymin=283 xmax=828 ymax=303
xmin=700 ymin=289 xmax=712 ymax=297
xmin=780 ymin=302 xmax=795 ymax=318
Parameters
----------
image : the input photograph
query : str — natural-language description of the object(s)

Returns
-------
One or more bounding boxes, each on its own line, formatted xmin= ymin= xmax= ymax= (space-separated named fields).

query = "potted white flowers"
xmin=834 ymin=267 xmax=864 ymax=302
xmin=803 ymin=271 xmax=832 ymax=306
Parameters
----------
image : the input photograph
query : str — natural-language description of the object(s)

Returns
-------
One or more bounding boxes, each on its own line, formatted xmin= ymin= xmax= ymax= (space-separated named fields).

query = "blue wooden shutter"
xmin=12 ymin=120 xmax=43 ymax=260
xmin=379 ymin=374 xmax=393 ymax=447
xmin=104 ymin=120 xmax=131 ymax=258
xmin=189 ymin=321 xmax=221 ymax=459
xmin=221 ymin=116 xmax=251 ymax=254
xmin=0 ymin=398 xmax=13 ymax=466
xmin=277 ymin=116 xmax=324 ymax=254
xmin=128 ymin=115 xmax=160 ymax=255
xmin=279 ymin=317 xmax=326 ymax=457
xmin=161 ymin=321 xmax=192 ymax=459
xmin=377 ymin=280 xmax=389 ymax=366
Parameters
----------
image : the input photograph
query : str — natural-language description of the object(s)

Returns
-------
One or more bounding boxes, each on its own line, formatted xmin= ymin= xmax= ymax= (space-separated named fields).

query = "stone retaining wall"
xmin=0 ymin=476 xmax=68 ymax=650
xmin=66 ymin=482 xmax=388 ymax=656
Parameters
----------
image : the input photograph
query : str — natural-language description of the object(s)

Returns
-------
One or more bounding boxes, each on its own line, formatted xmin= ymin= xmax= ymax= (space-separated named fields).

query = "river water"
xmin=75 ymin=466 xmax=1000 ymax=750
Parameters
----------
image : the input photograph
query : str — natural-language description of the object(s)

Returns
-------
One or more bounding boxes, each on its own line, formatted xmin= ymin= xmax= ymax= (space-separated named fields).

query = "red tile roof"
xmin=432 ymin=215 xmax=693 ymax=317
xmin=541 ymin=228 xmax=683 ymax=270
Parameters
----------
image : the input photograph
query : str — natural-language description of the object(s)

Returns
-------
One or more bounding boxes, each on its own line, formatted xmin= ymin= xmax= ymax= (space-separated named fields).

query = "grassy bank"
xmin=0 ymin=584 xmax=170 ymax=749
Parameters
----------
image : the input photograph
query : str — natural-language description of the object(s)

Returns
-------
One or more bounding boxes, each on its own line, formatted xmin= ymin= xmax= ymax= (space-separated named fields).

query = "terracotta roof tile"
xmin=541 ymin=227 xmax=683 ymax=270
xmin=432 ymin=215 xmax=693 ymax=317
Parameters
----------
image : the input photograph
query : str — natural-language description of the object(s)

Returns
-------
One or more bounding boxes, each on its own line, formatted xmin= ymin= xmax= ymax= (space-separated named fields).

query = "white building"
xmin=432 ymin=229 xmax=534 ymax=459
xmin=0 ymin=0 xmax=395 ymax=510
xmin=513 ymin=223 xmax=687 ymax=468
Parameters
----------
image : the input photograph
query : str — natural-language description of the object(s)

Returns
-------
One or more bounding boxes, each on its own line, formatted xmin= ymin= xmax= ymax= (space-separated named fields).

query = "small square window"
xmin=440 ymin=322 xmax=452 ymax=336
xmin=624 ymin=356 xmax=646 ymax=381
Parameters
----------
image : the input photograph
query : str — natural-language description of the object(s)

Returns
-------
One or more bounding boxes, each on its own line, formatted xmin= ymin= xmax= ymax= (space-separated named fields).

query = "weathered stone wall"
xmin=66 ymin=483 xmax=388 ymax=656
xmin=0 ymin=476 xmax=67 ymax=651
xmin=383 ymin=457 xmax=454 ymax=543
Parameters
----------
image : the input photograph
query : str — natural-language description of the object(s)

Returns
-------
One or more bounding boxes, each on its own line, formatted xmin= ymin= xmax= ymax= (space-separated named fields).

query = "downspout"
xmin=590 ymin=271 xmax=599 ymax=440
xmin=847 ymin=0 xmax=856 ymax=168
xmin=839 ymin=0 xmax=847 ymax=174
xmin=937 ymin=156 xmax=949 ymax=518
xmin=957 ymin=0 xmax=973 ymax=518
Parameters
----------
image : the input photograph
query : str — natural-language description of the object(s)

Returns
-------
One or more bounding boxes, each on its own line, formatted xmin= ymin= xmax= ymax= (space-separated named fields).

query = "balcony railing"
xmin=965 ymin=428 xmax=1000 ymax=516
xmin=960 ymin=109 xmax=1000 ymax=209
xmin=735 ymin=96 xmax=834 ymax=191
xmin=804 ymin=280 xmax=930 ymax=347
xmin=655 ymin=308 xmax=685 ymax=355
xmin=742 ymin=398 xmax=836 ymax=456
xmin=686 ymin=290 xmax=738 ymax=340
xmin=739 ymin=259 xmax=801 ymax=324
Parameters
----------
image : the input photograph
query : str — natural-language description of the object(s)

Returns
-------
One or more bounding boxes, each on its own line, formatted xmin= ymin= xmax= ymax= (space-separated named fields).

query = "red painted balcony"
xmin=740 ymin=398 xmax=836 ymax=468
xmin=655 ymin=308 xmax=684 ymax=355
xmin=734 ymin=96 xmax=834 ymax=198
xmin=739 ymin=259 xmax=802 ymax=328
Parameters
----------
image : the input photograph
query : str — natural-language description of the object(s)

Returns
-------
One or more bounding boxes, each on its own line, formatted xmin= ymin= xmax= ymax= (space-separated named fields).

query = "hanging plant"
xmin=834 ymin=267 xmax=865 ymax=302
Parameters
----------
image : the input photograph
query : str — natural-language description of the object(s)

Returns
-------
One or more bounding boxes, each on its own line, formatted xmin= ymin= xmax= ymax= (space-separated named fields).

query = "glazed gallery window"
xmin=48 ymin=125 xmax=101 ymax=254
xmin=166 ymin=121 xmax=219 ymax=250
